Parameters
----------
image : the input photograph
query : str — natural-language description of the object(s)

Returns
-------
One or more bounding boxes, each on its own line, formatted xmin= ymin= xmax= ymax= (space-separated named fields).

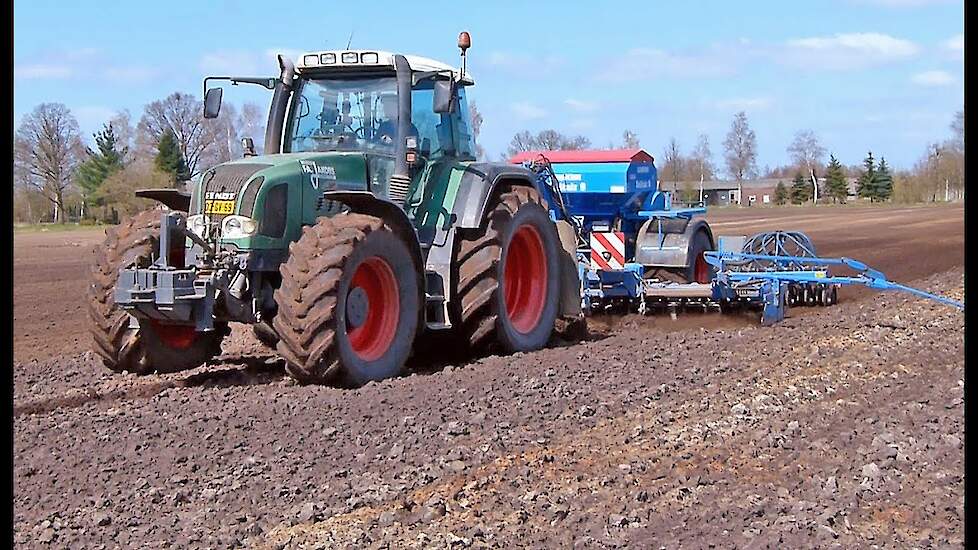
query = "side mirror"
xmin=203 ymin=88 xmax=223 ymax=119
xmin=433 ymin=79 xmax=456 ymax=114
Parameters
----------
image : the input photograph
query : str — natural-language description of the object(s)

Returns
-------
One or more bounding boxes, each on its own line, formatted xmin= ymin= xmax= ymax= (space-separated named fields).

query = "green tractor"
xmin=88 ymin=33 xmax=582 ymax=386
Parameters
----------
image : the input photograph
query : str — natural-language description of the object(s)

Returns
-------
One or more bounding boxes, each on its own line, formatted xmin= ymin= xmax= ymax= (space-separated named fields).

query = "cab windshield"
xmin=287 ymin=76 xmax=398 ymax=154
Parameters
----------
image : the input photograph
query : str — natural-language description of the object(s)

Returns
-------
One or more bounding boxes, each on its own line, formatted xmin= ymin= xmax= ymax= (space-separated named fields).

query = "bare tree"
xmin=786 ymin=129 xmax=826 ymax=172
xmin=562 ymin=135 xmax=591 ymax=150
xmin=237 ymin=102 xmax=266 ymax=149
xmin=723 ymin=111 xmax=758 ymax=204
xmin=689 ymin=134 xmax=715 ymax=182
xmin=108 ymin=110 xmax=138 ymax=163
xmin=137 ymin=92 xmax=222 ymax=177
xmin=506 ymin=129 xmax=590 ymax=158
xmin=687 ymin=134 xmax=714 ymax=203
xmin=208 ymin=102 xmax=240 ymax=166
xmin=950 ymin=109 xmax=964 ymax=152
xmin=536 ymin=129 xmax=566 ymax=150
xmin=95 ymin=159 xmax=173 ymax=221
xmin=507 ymin=130 xmax=538 ymax=158
xmin=621 ymin=129 xmax=640 ymax=149
xmin=14 ymin=103 xmax=86 ymax=223
xmin=662 ymin=137 xmax=684 ymax=189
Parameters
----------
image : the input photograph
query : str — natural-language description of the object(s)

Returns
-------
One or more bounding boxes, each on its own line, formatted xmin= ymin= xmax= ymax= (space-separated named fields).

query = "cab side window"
xmin=411 ymin=81 xmax=477 ymax=160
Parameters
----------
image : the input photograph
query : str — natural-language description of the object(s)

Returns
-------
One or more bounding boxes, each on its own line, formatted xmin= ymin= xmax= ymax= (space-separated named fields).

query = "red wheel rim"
xmin=347 ymin=257 xmax=400 ymax=361
xmin=150 ymin=320 xmax=197 ymax=349
xmin=694 ymin=251 xmax=711 ymax=283
xmin=504 ymin=224 xmax=548 ymax=334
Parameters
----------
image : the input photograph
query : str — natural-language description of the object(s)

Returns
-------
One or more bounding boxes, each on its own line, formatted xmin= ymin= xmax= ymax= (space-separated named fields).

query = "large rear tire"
xmin=87 ymin=210 xmax=226 ymax=374
xmin=453 ymin=186 xmax=561 ymax=352
xmin=273 ymin=214 xmax=420 ymax=386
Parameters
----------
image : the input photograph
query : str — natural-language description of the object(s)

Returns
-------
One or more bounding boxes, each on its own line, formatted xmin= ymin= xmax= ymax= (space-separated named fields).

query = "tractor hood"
xmin=189 ymin=151 xmax=396 ymax=250
xmin=191 ymin=151 xmax=389 ymax=218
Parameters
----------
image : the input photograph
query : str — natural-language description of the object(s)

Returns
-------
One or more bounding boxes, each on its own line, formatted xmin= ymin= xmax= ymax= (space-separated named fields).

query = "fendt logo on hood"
xmin=300 ymin=160 xmax=337 ymax=190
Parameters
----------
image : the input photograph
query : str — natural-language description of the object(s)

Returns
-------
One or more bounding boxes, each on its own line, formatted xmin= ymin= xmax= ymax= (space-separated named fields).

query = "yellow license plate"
xmin=204 ymin=200 xmax=235 ymax=215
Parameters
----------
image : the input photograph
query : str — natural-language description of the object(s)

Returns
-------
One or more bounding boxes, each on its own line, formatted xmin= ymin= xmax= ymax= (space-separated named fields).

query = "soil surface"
xmin=13 ymin=204 xmax=964 ymax=548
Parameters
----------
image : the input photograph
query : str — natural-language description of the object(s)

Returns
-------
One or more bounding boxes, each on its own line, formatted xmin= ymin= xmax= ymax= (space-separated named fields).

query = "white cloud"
xmin=599 ymin=46 xmax=738 ymax=81
xmin=713 ymin=96 xmax=773 ymax=111
xmin=510 ymin=101 xmax=547 ymax=120
xmin=104 ymin=66 xmax=160 ymax=83
xmin=911 ymin=70 xmax=955 ymax=86
xmin=265 ymin=48 xmax=306 ymax=65
xmin=199 ymin=48 xmax=305 ymax=76
xmin=943 ymin=33 xmax=964 ymax=59
xmin=487 ymin=51 xmax=565 ymax=75
xmin=15 ymin=48 xmax=159 ymax=84
xmin=782 ymin=32 xmax=919 ymax=69
xmin=568 ymin=118 xmax=596 ymax=131
xmin=73 ymin=106 xmax=118 ymax=134
xmin=564 ymin=98 xmax=598 ymax=113
xmin=199 ymin=50 xmax=264 ymax=75
xmin=15 ymin=64 xmax=74 ymax=80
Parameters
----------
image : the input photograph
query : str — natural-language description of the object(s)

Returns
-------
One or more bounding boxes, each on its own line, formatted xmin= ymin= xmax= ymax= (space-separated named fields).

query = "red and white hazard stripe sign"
xmin=590 ymin=231 xmax=626 ymax=271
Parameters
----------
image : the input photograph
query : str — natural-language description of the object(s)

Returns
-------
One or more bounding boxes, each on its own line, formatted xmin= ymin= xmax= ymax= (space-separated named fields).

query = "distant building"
xmin=660 ymin=177 xmax=861 ymax=206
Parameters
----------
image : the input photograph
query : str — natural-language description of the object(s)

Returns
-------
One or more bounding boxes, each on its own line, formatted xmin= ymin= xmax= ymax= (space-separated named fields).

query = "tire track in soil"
xmin=256 ymin=271 xmax=962 ymax=548
xmin=14 ymin=355 xmax=285 ymax=417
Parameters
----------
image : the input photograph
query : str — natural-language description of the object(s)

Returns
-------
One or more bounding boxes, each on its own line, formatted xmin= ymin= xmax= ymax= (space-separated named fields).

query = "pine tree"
xmin=857 ymin=151 xmax=876 ymax=200
xmin=874 ymin=157 xmax=893 ymax=202
xmin=155 ymin=130 xmax=189 ymax=183
xmin=76 ymin=123 xmax=127 ymax=215
xmin=774 ymin=180 xmax=788 ymax=205
xmin=824 ymin=154 xmax=848 ymax=204
xmin=790 ymin=171 xmax=810 ymax=204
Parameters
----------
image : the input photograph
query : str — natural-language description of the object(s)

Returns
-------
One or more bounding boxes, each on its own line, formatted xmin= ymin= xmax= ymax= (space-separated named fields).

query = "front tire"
xmin=273 ymin=214 xmax=420 ymax=386
xmin=87 ymin=210 xmax=226 ymax=374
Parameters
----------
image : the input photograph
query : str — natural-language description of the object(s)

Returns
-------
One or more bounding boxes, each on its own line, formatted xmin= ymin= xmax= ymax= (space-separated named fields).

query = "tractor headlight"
xmin=221 ymin=215 xmax=258 ymax=239
xmin=187 ymin=214 xmax=210 ymax=238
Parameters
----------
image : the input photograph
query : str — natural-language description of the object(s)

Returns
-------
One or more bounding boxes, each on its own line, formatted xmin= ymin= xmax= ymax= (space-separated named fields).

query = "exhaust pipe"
xmin=393 ymin=54 xmax=412 ymax=180
xmin=264 ymin=54 xmax=296 ymax=154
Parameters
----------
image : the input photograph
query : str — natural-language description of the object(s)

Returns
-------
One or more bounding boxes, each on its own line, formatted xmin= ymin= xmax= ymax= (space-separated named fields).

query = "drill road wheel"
xmin=87 ymin=210 xmax=227 ymax=374
xmin=453 ymin=186 xmax=560 ymax=352
xmin=684 ymin=231 xmax=715 ymax=284
xmin=273 ymin=214 xmax=420 ymax=386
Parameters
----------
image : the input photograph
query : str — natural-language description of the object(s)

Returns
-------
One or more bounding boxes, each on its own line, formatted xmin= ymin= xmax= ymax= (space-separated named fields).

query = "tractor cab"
xmin=201 ymin=47 xmax=477 ymax=208
xmin=284 ymin=51 xmax=477 ymax=163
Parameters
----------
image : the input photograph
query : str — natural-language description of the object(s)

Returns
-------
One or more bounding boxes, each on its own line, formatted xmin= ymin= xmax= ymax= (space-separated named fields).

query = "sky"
xmin=14 ymin=0 xmax=964 ymax=172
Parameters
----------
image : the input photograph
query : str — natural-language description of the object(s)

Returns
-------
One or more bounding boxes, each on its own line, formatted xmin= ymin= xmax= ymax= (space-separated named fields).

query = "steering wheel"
xmin=309 ymin=124 xmax=364 ymax=144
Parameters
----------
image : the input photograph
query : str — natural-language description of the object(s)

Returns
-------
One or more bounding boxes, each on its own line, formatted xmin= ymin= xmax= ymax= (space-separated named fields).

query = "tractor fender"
xmin=634 ymin=216 xmax=715 ymax=269
xmin=554 ymin=220 xmax=583 ymax=317
xmin=320 ymin=191 xmax=424 ymax=276
xmin=451 ymin=163 xmax=541 ymax=229
xmin=135 ymin=188 xmax=191 ymax=212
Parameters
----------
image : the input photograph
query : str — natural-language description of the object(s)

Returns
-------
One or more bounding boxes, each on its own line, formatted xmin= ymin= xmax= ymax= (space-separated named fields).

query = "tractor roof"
xmin=296 ymin=50 xmax=474 ymax=84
